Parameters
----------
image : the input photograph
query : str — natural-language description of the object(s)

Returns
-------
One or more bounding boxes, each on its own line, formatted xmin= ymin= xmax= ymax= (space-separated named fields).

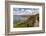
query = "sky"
xmin=13 ymin=8 xmax=39 ymax=15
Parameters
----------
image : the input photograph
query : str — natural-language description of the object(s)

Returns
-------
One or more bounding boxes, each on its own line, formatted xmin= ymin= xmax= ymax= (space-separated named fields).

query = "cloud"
xmin=13 ymin=8 xmax=39 ymax=15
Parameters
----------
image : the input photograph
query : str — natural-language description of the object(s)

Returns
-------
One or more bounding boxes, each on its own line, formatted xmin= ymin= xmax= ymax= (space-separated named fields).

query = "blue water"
xmin=13 ymin=15 xmax=27 ymax=24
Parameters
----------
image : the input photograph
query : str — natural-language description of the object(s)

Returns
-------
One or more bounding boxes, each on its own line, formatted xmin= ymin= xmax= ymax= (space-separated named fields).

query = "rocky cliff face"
xmin=27 ymin=14 xmax=39 ymax=27
xmin=21 ymin=14 xmax=39 ymax=27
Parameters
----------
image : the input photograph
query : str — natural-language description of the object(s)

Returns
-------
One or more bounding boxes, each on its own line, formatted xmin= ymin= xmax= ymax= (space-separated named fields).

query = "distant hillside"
xmin=13 ymin=14 xmax=39 ymax=28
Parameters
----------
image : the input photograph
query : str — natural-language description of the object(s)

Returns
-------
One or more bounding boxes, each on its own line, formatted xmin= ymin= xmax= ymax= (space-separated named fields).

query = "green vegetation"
xmin=13 ymin=20 xmax=33 ymax=28
xmin=13 ymin=14 xmax=39 ymax=28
